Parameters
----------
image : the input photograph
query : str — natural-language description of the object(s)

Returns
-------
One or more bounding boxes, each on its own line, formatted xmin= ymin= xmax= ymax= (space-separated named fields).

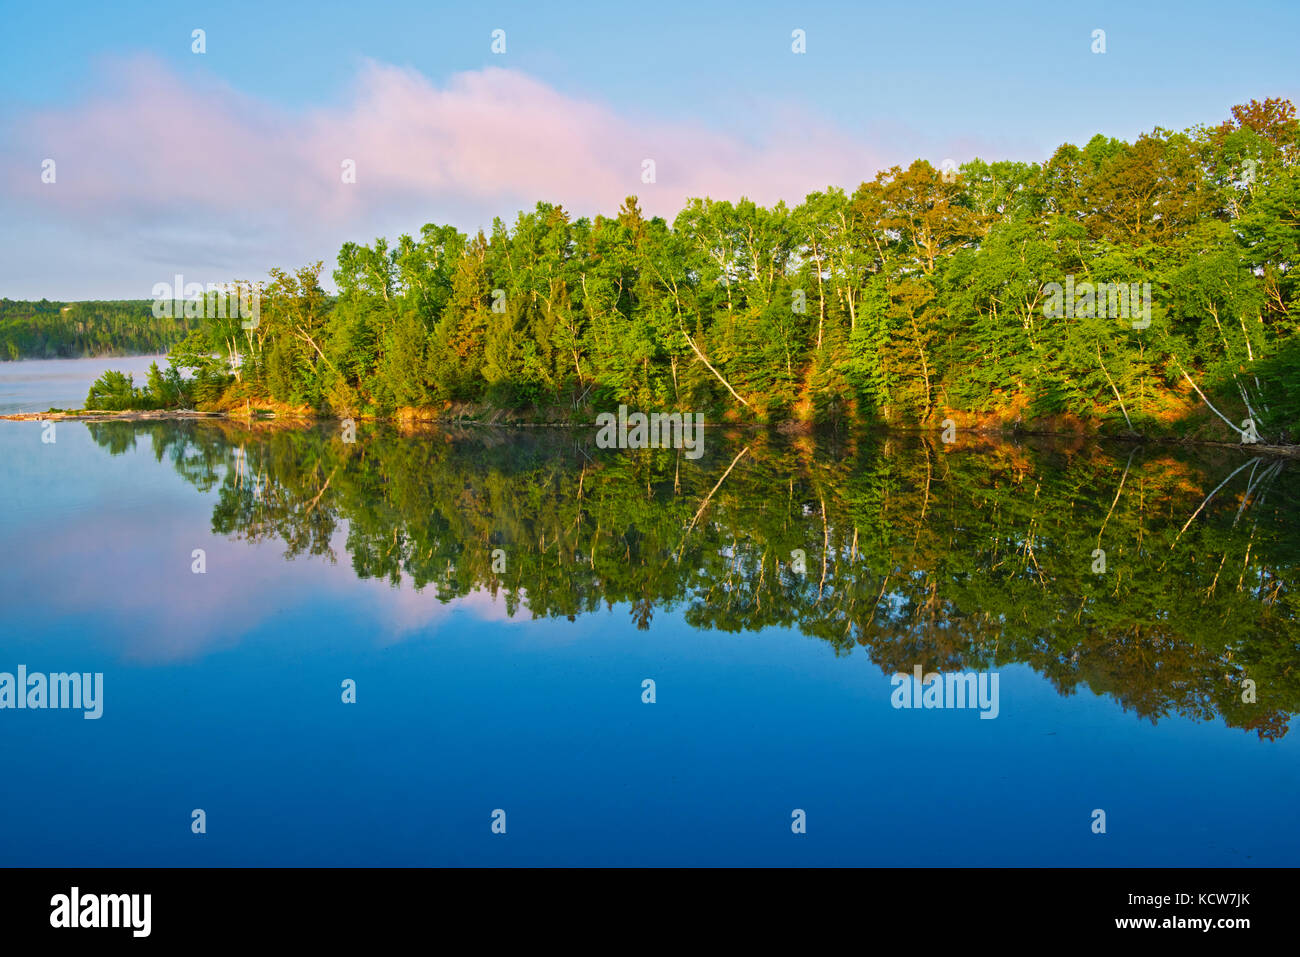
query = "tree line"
xmin=96 ymin=99 xmax=1300 ymax=441
xmin=0 ymin=299 xmax=193 ymax=361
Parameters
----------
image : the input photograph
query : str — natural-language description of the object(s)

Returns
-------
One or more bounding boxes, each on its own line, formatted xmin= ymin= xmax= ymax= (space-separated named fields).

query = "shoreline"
xmin=0 ymin=409 xmax=229 ymax=422
xmin=3 ymin=407 xmax=1297 ymax=457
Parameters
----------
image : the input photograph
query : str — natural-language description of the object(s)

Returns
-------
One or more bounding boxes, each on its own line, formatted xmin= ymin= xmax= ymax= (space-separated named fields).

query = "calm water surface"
xmin=0 ymin=354 xmax=165 ymax=414
xmin=1 ymin=359 xmax=1297 ymax=865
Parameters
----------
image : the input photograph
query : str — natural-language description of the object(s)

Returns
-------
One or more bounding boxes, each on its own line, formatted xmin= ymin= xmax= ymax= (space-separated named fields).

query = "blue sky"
xmin=1 ymin=0 xmax=1297 ymax=299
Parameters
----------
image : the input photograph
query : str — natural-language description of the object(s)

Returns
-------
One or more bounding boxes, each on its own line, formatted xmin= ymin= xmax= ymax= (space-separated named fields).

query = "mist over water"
xmin=0 ymin=355 xmax=165 ymax=414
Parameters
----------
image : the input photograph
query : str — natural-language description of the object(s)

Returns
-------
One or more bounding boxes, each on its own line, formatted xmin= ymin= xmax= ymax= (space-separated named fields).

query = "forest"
xmin=103 ymin=100 xmax=1300 ymax=441
xmin=0 ymin=299 xmax=193 ymax=360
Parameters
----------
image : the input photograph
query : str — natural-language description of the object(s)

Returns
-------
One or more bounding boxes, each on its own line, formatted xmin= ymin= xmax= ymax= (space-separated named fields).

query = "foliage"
xmin=0 ymin=300 xmax=195 ymax=360
xmin=84 ymin=360 xmax=195 ymax=410
xmin=121 ymin=98 xmax=1300 ymax=440
xmin=86 ymin=420 xmax=1300 ymax=739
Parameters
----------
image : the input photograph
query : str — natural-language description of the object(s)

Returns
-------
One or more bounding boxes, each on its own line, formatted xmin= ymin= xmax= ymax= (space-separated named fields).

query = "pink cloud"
xmin=2 ymin=500 xmax=520 ymax=663
xmin=5 ymin=56 xmax=1041 ymax=300
xmin=7 ymin=56 xmax=894 ymax=240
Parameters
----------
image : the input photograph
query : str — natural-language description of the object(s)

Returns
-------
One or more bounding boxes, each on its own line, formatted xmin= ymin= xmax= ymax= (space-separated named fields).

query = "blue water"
xmin=0 ymin=373 xmax=1297 ymax=866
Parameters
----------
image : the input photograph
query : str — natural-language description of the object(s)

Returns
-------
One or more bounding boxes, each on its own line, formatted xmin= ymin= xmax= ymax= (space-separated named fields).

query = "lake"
xmin=0 ymin=354 xmax=167 ymax=414
xmin=1 ymin=359 xmax=1297 ymax=866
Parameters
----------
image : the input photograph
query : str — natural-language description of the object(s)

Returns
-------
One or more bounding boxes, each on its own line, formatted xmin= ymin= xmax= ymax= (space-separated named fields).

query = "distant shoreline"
xmin=0 ymin=351 xmax=166 ymax=363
